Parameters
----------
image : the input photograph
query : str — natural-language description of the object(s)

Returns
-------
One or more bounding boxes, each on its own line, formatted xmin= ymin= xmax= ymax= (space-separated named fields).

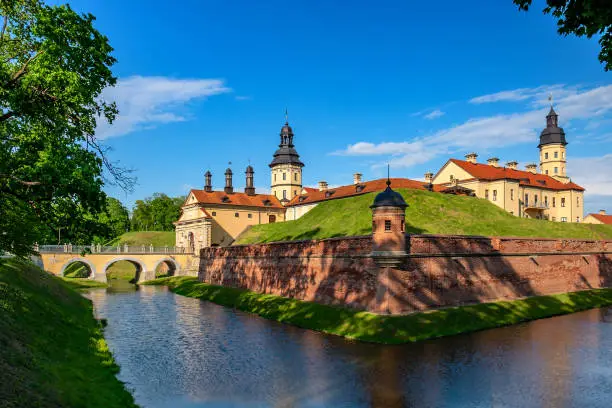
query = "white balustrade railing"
xmin=36 ymin=243 xmax=191 ymax=254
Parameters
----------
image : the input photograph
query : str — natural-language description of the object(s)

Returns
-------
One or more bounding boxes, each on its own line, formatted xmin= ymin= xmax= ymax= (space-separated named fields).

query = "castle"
xmin=175 ymin=107 xmax=585 ymax=252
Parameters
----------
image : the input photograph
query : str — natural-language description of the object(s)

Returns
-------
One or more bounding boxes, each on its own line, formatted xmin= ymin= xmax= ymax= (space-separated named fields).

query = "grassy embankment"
xmin=105 ymin=231 xmax=175 ymax=247
xmin=0 ymin=258 xmax=136 ymax=407
xmin=236 ymin=189 xmax=612 ymax=244
xmin=145 ymin=276 xmax=612 ymax=344
xmin=63 ymin=231 xmax=176 ymax=282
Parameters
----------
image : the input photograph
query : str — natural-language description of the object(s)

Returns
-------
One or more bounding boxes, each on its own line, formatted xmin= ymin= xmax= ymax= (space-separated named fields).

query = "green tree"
xmin=0 ymin=1 xmax=131 ymax=256
xmin=514 ymin=0 xmax=612 ymax=71
xmin=131 ymin=193 xmax=184 ymax=232
xmin=98 ymin=197 xmax=130 ymax=239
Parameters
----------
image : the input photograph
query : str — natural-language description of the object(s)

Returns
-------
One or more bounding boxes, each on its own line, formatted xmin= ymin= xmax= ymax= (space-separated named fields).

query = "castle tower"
xmin=370 ymin=178 xmax=408 ymax=266
xmin=539 ymin=106 xmax=569 ymax=182
xmin=244 ymin=165 xmax=255 ymax=196
xmin=269 ymin=113 xmax=304 ymax=204
xmin=204 ymin=170 xmax=212 ymax=192
xmin=224 ymin=167 xmax=233 ymax=194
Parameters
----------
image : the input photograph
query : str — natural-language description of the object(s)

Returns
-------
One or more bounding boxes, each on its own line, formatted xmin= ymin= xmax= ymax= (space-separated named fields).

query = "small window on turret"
xmin=545 ymin=152 xmax=548 ymax=159
xmin=554 ymin=151 xmax=558 ymax=158
xmin=385 ymin=220 xmax=391 ymax=231
xmin=294 ymin=173 xmax=298 ymax=181
xmin=283 ymin=173 xmax=286 ymax=181
xmin=401 ymin=220 xmax=405 ymax=232
xmin=554 ymin=167 xmax=558 ymax=174
xmin=372 ymin=221 xmax=376 ymax=231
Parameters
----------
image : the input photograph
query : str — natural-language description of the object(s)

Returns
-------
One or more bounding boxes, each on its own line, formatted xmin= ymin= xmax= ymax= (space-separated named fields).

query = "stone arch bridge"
xmin=36 ymin=244 xmax=198 ymax=283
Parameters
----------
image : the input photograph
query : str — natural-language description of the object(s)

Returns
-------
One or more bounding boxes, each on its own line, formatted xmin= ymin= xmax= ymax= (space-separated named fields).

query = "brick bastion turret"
xmin=196 ymin=182 xmax=612 ymax=315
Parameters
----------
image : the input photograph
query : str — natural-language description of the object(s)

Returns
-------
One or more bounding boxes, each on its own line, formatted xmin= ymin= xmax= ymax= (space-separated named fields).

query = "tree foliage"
xmin=131 ymin=193 xmax=184 ymax=232
xmin=98 ymin=197 xmax=130 ymax=239
xmin=514 ymin=0 xmax=612 ymax=71
xmin=0 ymin=0 xmax=132 ymax=256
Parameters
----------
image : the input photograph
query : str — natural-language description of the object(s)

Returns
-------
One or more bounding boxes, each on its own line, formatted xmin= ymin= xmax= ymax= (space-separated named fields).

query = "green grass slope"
xmin=105 ymin=231 xmax=175 ymax=247
xmin=0 ymin=259 xmax=136 ymax=407
xmin=236 ymin=189 xmax=612 ymax=244
xmin=146 ymin=276 xmax=612 ymax=344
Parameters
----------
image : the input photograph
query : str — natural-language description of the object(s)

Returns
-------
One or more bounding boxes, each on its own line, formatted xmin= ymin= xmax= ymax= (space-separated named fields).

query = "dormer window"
xmin=325 ymin=190 xmax=335 ymax=198
xmin=298 ymin=196 xmax=307 ymax=202
xmin=263 ymin=199 xmax=272 ymax=206
xmin=221 ymin=196 xmax=230 ymax=203
xmin=355 ymin=184 xmax=365 ymax=192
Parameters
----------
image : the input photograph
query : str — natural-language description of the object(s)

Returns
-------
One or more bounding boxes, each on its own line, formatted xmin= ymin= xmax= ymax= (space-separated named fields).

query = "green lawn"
xmin=145 ymin=276 xmax=612 ymax=344
xmin=0 ymin=258 xmax=136 ymax=407
xmin=105 ymin=231 xmax=175 ymax=247
xmin=236 ymin=189 xmax=612 ymax=244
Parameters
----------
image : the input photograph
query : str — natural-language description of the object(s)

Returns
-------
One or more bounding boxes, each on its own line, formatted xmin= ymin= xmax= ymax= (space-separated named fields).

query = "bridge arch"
xmin=60 ymin=258 xmax=97 ymax=279
xmin=102 ymin=257 xmax=147 ymax=283
xmin=153 ymin=257 xmax=179 ymax=278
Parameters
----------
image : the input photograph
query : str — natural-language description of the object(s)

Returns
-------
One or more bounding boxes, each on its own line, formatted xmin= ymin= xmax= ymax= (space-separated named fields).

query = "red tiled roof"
xmin=286 ymin=178 xmax=433 ymax=207
xmin=586 ymin=213 xmax=612 ymax=225
xmin=190 ymin=190 xmax=284 ymax=209
xmin=448 ymin=159 xmax=585 ymax=191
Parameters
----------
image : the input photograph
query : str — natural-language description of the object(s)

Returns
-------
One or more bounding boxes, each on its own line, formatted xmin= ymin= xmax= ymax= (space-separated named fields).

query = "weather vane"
xmin=285 ymin=108 xmax=288 ymax=123
xmin=548 ymin=92 xmax=553 ymax=108
xmin=387 ymin=163 xmax=391 ymax=186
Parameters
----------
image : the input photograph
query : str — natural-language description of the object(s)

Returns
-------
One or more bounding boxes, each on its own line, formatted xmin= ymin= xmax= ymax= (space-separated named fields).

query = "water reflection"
xmin=85 ymin=286 xmax=612 ymax=408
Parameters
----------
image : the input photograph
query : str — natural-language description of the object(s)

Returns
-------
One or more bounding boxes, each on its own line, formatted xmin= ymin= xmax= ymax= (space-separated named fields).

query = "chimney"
xmin=318 ymin=181 xmax=328 ymax=192
xmin=525 ymin=163 xmax=537 ymax=174
xmin=465 ymin=152 xmax=478 ymax=163
xmin=353 ymin=172 xmax=363 ymax=185
xmin=244 ymin=165 xmax=255 ymax=196
xmin=506 ymin=161 xmax=518 ymax=170
xmin=600 ymin=210 xmax=607 ymax=215
xmin=224 ymin=167 xmax=233 ymax=194
xmin=204 ymin=170 xmax=212 ymax=192
xmin=424 ymin=172 xmax=433 ymax=183
xmin=487 ymin=157 xmax=500 ymax=167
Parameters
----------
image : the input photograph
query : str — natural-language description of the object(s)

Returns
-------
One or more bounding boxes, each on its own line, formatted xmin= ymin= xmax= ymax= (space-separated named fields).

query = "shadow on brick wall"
xmin=198 ymin=234 xmax=612 ymax=315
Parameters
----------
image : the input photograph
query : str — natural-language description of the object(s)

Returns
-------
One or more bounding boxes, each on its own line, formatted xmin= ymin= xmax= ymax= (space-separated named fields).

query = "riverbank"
xmin=145 ymin=276 xmax=612 ymax=344
xmin=0 ymin=259 xmax=137 ymax=407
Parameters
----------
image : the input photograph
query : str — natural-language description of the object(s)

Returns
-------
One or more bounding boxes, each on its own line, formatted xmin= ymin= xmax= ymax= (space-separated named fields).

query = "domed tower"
xmin=269 ymin=113 xmax=304 ymax=204
xmin=539 ymin=106 xmax=569 ymax=182
xmin=244 ymin=165 xmax=255 ymax=196
xmin=370 ymin=178 xmax=408 ymax=266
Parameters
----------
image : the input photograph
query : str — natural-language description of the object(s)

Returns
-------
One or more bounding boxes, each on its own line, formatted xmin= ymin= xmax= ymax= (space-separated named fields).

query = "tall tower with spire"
xmin=539 ymin=100 xmax=569 ymax=182
xmin=269 ymin=111 xmax=304 ymax=204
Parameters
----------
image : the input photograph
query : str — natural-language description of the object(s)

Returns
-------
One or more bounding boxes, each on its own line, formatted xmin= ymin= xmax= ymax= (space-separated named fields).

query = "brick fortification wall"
xmin=198 ymin=235 xmax=612 ymax=314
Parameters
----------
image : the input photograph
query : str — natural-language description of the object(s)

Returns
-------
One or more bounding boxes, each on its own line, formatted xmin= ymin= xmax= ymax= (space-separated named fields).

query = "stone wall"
xmin=198 ymin=234 xmax=612 ymax=314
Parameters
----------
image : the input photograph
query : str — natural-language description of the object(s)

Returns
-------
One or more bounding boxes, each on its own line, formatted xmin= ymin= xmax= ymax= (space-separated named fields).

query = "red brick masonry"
xmin=198 ymin=235 xmax=612 ymax=314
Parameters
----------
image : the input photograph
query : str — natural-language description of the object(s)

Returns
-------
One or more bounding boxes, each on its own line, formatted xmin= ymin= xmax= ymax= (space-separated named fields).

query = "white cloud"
xmin=469 ymin=84 xmax=577 ymax=105
xmin=424 ymin=109 xmax=445 ymax=120
xmin=96 ymin=76 xmax=231 ymax=138
xmin=336 ymin=84 xmax=612 ymax=169
xmin=570 ymin=155 xmax=612 ymax=197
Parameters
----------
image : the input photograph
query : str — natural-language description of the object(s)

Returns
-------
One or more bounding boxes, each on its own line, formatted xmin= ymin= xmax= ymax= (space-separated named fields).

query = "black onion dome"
xmin=269 ymin=121 xmax=305 ymax=168
xmin=204 ymin=170 xmax=211 ymax=176
xmin=225 ymin=167 xmax=232 ymax=175
xmin=246 ymin=165 xmax=254 ymax=173
xmin=539 ymin=107 xmax=567 ymax=147
xmin=370 ymin=182 xmax=408 ymax=209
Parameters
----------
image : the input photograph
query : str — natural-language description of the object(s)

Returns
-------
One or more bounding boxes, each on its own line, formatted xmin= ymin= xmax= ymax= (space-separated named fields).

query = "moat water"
xmin=86 ymin=283 xmax=612 ymax=408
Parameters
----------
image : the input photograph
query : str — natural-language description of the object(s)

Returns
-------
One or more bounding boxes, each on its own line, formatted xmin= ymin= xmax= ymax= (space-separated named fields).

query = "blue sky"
xmin=67 ymin=0 xmax=611 ymax=214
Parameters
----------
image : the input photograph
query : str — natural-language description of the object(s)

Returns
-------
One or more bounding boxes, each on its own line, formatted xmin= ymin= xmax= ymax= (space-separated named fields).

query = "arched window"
xmin=294 ymin=173 xmax=298 ymax=181
xmin=283 ymin=173 xmax=286 ymax=181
